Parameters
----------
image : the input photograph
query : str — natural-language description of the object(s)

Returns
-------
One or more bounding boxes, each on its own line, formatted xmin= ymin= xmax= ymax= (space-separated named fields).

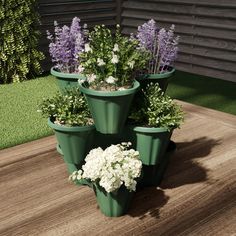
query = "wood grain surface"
xmin=0 ymin=101 xmax=235 ymax=236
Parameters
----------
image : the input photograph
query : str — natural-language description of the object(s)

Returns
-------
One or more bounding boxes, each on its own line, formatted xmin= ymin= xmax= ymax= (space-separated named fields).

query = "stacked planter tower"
xmin=46 ymin=18 xmax=182 ymax=217
xmin=51 ymin=68 xmax=176 ymax=217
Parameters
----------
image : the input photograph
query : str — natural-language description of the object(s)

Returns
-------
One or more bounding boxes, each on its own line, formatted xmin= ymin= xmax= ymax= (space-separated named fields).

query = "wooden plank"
xmin=140 ymin=0 xmax=236 ymax=8
xmin=0 ymin=102 xmax=236 ymax=235
xmin=179 ymin=45 xmax=236 ymax=63
xmin=39 ymin=2 xmax=116 ymax=15
xmin=180 ymin=36 xmax=236 ymax=52
xmin=177 ymin=52 xmax=236 ymax=73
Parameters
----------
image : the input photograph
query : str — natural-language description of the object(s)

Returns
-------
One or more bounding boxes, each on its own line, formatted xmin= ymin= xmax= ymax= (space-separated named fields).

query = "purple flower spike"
xmin=137 ymin=19 xmax=158 ymax=52
xmin=47 ymin=17 xmax=87 ymax=73
xmin=135 ymin=20 xmax=180 ymax=74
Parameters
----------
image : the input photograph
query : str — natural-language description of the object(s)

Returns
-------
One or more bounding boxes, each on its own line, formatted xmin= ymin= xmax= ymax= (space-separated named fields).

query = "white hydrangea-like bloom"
xmin=84 ymin=43 xmax=92 ymax=52
xmin=113 ymin=43 xmax=119 ymax=52
xmin=87 ymin=74 xmax=96 ymax=83
xmin=111 ymin=54 xmax=119 ymax=64
xmin=69 ymin=143 xmax=142 ymax=193
xmin=105 ymin=76 xmax=117 ymax=84
xmin=97 ymin=58 xmax=106 ymax=66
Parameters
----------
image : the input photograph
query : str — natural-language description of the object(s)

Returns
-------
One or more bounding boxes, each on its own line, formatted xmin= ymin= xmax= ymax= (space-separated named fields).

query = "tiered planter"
xmin=137 ymin=67 xmax=175 ymax=92
xmin=93 ymin=184 xmax=134 ymax=217
xmin=48 ymin=119 xmax=95 ymax=168
xmin=139 ymin=150 xmax=172 ymax=187
xmin=50 ymin=67 xmax=86 ymax=92
xmin=78 ymin=81 xmax=140 ymax=134
xmin=49 ymin=70 xmax=179 ymax=217
xmin=129 ymin=126 xmax=172 ymax=165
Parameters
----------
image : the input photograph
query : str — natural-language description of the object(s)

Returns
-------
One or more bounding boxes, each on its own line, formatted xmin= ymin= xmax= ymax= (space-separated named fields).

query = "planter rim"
xmin=78 ymin=80 xmax=140 ymax=97
xmin=47 ymin=118 xmax=95 ymax=132
xmin=50 ymin=67 xmax=86 ymax=79
xmin=129 ymin=125 xmax=172 ymax=133
xmin=138 ymin=67 xmax=175 ymax=80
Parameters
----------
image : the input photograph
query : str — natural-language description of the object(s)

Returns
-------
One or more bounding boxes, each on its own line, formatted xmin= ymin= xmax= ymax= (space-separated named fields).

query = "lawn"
xmin=0 ymin=71 xmax=235 ymax=150
xmin=167 ymin=71 xmax=236 ymax=115
xmin=0 ymin=75 xmax=58 ymax=149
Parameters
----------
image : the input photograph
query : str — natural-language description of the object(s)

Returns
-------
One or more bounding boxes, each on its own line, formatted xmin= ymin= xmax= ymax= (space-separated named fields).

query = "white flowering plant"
xmin=37 ymin=88 xmax=92 ymax=127
xmin=79 ymin=25 xmax=150 ymax=90
xmin=69 ymin=142 xmax=142 ymax=192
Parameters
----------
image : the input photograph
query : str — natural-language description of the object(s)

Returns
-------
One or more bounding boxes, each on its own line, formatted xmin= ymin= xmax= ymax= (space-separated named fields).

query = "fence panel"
xmin=121 ymin=0 xmax=236 ymax=82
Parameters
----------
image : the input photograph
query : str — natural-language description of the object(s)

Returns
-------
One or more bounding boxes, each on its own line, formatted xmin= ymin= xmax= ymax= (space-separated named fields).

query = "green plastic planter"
xmin=138 ymin=150 xmax=172 ymax=187
xmin=137 ymin=67 xmax=175 ymax=92
xmin=48 ymin=119 xmax=95 ymax=167
xmin=130 ymin=126 xmax=172 ymax=165
xmin=78 ymin=81 xmax=140 ymax=134
xmin=50 ymin=67 xmax=86 ymax=92
xmin=56 ymin=144 xmax=93 ymax=187
xmin=94 ymin=184 xmax=134 ymax=217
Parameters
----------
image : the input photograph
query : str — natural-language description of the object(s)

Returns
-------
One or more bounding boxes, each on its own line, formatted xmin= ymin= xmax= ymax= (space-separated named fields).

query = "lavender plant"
xmin=47 ymin=17 xmax=87 ymax=73
xmin=136 ymin=19 xmax=180 ymax=74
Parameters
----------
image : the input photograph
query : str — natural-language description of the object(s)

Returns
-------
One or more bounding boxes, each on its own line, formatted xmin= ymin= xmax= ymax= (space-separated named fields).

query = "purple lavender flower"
xmin=136 ymin=19 xmax=158 ymax=52
xmin=135 ymin=20 xmax=179 ymax=74
xmin=47 ymin=17 xmax=86 ymax=73
xmin=158 ymin=25 xmax=179 ymax=73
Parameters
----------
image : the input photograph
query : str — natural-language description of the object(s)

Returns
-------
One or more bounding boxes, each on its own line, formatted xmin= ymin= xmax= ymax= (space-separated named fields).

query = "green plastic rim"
xmin=47 ymin=118 xmax=95 ymax=132
xmin=131 ymin=126 xmax=171 ymax=133
xmin=50 ymin=67 xmax=86 ymax=80
xmin=138 ymin=67 xmax=175 ymax=80
xmin=78 ymin=80 xmax=140 ymax=97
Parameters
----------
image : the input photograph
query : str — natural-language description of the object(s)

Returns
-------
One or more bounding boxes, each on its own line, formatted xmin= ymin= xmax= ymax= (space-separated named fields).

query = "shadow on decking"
xmin=161 ymin=136 xmax=221 ymax=189
xmin=127 ymin=136 xmax=221 ymax=219
xmin=128 ymin=188 xmax=169 ymax=219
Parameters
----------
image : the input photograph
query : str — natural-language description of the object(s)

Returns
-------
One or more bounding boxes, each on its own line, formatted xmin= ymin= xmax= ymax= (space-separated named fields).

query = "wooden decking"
xmin=0 ymin=101 xmax=236 ymax=236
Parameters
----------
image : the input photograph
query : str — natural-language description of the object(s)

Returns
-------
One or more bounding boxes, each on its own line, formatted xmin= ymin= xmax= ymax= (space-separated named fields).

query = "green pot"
xmin=94 ymin=184 xmax=134 ymax=217
xmin=130 ymin=126 xmax=172 ymax=165
xmin=137 ymin=67 xmax=175 ymax=92
xmin=78 ymin=81 xmax=140 ymax=134
xmin=56 ymin=144 xmax=93 ymax=187
xmin=139 ymin=150 xmax=172 ymax=187
xmin=50 ymin=67 xmax=86 ymax=92
xmin=48 ymin=119 xmax=95 ymax=167
xmin=93 ymin=132 xmax=123 ymax=149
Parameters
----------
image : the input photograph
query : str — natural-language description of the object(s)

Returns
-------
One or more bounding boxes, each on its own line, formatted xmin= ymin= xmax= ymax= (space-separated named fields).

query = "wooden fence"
xmin=38 ymin=0 xmax=236 ymax=82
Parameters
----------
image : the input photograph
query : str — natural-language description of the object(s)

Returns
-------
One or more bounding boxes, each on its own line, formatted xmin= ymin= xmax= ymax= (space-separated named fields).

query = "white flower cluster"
xmin=69 ymin=143 xmax=142 ymax=193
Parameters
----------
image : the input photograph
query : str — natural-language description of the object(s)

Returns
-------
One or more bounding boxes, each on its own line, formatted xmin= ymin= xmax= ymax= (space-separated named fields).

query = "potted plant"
xmin=47 ymin=17 xmax=88 ymax=91
xmin=69 ymin=142 xmax=142 ymax=217
xmin=128 ymin=83 xmax=184 ymax=166
xmin=134 ymin=19 xmax=180 ymax=92
xmin=37 ymin=88 xmax=95 ymax=169
xmin=78 ymin=24 xmax=150 ymax=134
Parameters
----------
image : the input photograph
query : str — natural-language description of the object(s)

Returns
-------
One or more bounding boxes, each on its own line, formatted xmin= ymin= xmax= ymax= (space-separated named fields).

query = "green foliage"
xmin=37 ymin=88 xmax=92 ymax=127
xmin=129 ymin=83 xmax=184 ymax=130
xmin=80 ymin=25 xmax=150 ymax=90
xmin=0 ymin=0 xmax=44 ymax=83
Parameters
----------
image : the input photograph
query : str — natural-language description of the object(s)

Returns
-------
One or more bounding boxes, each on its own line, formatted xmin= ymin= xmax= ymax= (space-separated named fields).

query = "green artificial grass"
xmin=167 ymin=71 xmax=236 ymax=115
xmin=0 ymin=75 xmax=58 ymax=150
